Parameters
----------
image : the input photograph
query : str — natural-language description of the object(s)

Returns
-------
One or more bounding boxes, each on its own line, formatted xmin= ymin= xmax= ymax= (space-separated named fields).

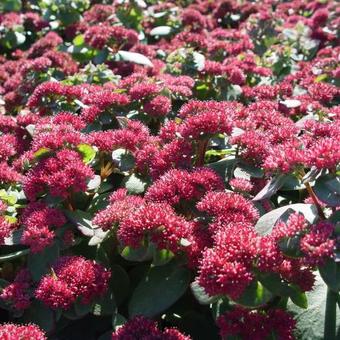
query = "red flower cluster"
xmin=0 ymin=270 xmax=31 ymax=311
xmin=0 ymin=323 xmax=46 ymax=340
xmin=35 ymin=256 xmax=110 ymax=309
xmin=217 ymin=307 xmax=295 ymax=340
xmin=20 ymin=202 xmax=66 ymax=252
xmin=111 ymin=316 xmax=191 ymax=340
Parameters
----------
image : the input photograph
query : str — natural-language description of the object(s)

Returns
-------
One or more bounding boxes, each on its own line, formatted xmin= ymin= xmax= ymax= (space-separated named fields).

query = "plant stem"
xmin=304 ymin=181 xmax=325 ymax=219
xmin=196 ymin=139 xmax=208 ymax=167
xmin=324 ymin=288 xmax=337 ymax=340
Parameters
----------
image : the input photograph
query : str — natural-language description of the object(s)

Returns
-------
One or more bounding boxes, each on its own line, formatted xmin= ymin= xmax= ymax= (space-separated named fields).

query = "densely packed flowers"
xmin=0 ymin=323 xmax=46 ymax=340
xmin=0 ymin=0 xmax=338 ymax=338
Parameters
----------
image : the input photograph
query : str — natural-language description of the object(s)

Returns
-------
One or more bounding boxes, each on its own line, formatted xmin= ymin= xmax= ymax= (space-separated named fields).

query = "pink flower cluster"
xmin=20 ymin=202 xmax=66 ymax=252
xmin=35 ymin=256 xmax=111 ymax=309
xmin=23 ymin=149 xmax=94 ymax=200
xmin=0 ymin=323 xmax=46 ymax=340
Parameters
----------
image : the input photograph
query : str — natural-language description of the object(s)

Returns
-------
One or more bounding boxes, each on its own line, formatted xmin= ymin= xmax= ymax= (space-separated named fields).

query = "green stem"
xmin=324 ymin=288 xmax=337 ymax=340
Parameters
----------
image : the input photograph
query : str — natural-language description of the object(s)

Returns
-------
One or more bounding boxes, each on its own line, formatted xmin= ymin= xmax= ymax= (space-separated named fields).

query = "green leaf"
xmin=120 ymin=245 xmax=153 ymax=262
xmin=22 ymin=301 xmax=54 ymax=332
xmin=33 ymin=147 xmax=52 ymax=160
xmin=255 ymin=204 xmax=318 ymax=236
xmin=319 ymin=259 xmax=340 ymax=292
xmin=0 ymin=248 xmax=29 ymax=262
xmin=87 ymin=175 xmax=101 ymax=191
xmin=252 ymin=174 xmax=288 ymax=201
xmin=289 ymin=285 xmax=308 ymax=309
xmin=65 ymin=209 xmax=95 ymax=237
xmin=123 ymin=173 xmax=148 ymax=194
xmin=92 ymin=290 xmax=116 ymax=316
xmin=87 ymin=192 xmax=110 ymax=214
xmin=112 ymin=148 xmax=135 ymax=173
xmin=0 ymin=0 xmax=21 ymax=12
xmin=208 ymin=157 xmax=237 ymax=182
xmin=234 ymin=162 xmax=264 ymax=179
xmin=281 ymin=174 xmax=304 ymax=191
xmin=152 ymin=248 xmax=174 ymax=266
xmin=234 ymin=280 xmax=273 ymax=307
xmin=116 ymin=51 xmax=153 ymax=67
xmin=191 ymin=281 xmax=220 ymax=305
xmin=279 ymin=235 xmax=303 ymax=258
xmin=110 ymin=265 xmax=130 ymax=306
xmin=73 ymin=34 xmax=84 ymax=46
xmin=258 ymin=272 xmax=307 ymax=308
xmin=4 ymin=227 xmax=24 ymax=245
xmin=112 ymin=313 xmax=127 ymax=331
xmin=258 ymin=272 xmax=292 ymax=296
xmin=59 ymin=10 xmax=81 ymax=26
xmin=77 ymin=144 xmax=96 ymax=164
xmin=314 ymin=74 xmax=328 ymax=83
xmin=93 ymin=48 xmax=109 ymax=65
xmin=74 ymin=300 xmax=93 ymax=317
xmin=287 ymin=273 xmax=340 ymax=339
xmin=193 ymin=52 xmax=205 ymax=71
xmin=128 ymin=262 xmax=191 ymax=317
xmin=27 ymin=242 xmax=59 ymax=281
xmin=150 ymin=26 xmax=172 ymax=36
xmin=314 ymin=174 xmax=340 ymax=207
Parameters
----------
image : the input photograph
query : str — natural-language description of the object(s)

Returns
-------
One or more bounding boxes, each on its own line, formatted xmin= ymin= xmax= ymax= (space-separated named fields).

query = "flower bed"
xmin=0 ymin=0 xmax=339 ymax=339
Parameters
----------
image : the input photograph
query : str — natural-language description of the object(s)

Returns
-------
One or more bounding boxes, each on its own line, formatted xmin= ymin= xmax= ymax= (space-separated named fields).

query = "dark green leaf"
xmin=65 ymin=209 xmax=94 ymax=237
xmin=207 ymin=157 xmax=237 ymax=182
xmin=319 ymin=259 xmax=340 ymax=292
xmin=92 ymin=290 xmax=116 ymax=317
xmin=314 ymin=174 xmax=340 ymax=207
xmin=87 ymin=192 xmax=110 ymax=214
xmin=234 ymin=280 xmax=273 ymax=307
xmin=94 ymin=48 xmax=109 ymax=65
xmin=279 ymin=235 xmax=303 ymax=258
xmin=27 ymin=242 xmax=59 ymax=281
xmin=128 ymin=262 xmax=191 ymax=317
xmin=112 ymin=313 xmax=127 ymax=330
xmin=22 ymin=301 xmax=54 ymax=332
xmin=0 ymin=248 xmax=29 ymax=262
xmin=112 ymin=149 xmax=135 ymax=173
xmin=258 ymin=272 xmax=292 ymax=296
xmin=110 ymin=264 xmax=130 ymax=306
xmin=74 ymin=300 xmax=93 ymax=317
